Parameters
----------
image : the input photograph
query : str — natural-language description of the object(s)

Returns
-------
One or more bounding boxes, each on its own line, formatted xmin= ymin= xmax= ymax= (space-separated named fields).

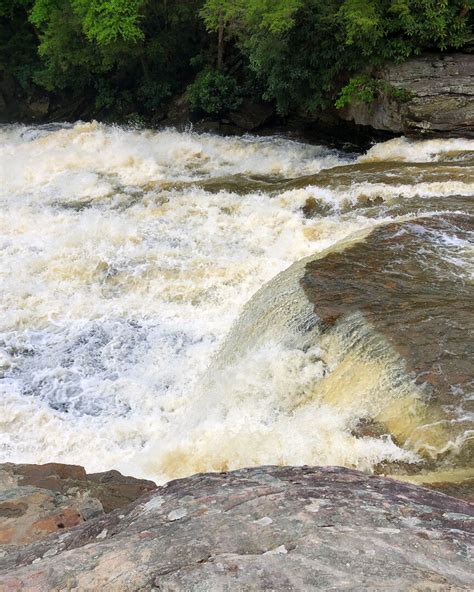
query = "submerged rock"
xmin=0 ymin=463 xmax=156 ymax=545
xmin=302 ymin=214 xmax=473 ymax=408
xmin=301 ymin=214 xmax=473 ymax=477
xmin=0 ymin=466 xmax=472 ymax=590
xmin=340 ymin=53 xmax=474 ymax=137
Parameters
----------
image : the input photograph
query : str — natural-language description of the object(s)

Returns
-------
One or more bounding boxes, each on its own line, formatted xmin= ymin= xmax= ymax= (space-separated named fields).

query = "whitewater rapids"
xmin=0 ymin=122 xmax=472 ymax=486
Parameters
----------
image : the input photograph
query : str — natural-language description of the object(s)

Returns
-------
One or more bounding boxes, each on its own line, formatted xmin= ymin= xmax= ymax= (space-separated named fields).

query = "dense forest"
xmin=1 ymin=0 xmax=472 ymax=123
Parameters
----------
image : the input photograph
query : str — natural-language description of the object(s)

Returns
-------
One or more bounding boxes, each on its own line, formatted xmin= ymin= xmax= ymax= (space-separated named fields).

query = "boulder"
xmin=301 ymin=215 xmax=473 ymax=410
xmin=164 ymin=91 xmax=191 ymax=126
xmin=339 ymin=53 xmax=474 ymax=137
xmin=301 ymin=214 xmax=473 ymax=482
xmin=0 ymin=466 xmax=472 ymax=591
xmin=0 ymin=463 xmax=156 ymax=515
xmin=228 ymin=99 xmax=274 ymax=131
xmin=0 ymin=463 xmax=156 ymax=546
xmin=26 ymin=96 xmax=50 ymax=119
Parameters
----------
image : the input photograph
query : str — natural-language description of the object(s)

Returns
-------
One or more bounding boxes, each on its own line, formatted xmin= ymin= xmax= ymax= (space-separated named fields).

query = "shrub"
xmin=335 ymin=74 xmax=414 ymax=109
xmin=187 ymin=69 xmax=242 ymax=116
xmin=335 ymin=75 xmax=381 ymax=109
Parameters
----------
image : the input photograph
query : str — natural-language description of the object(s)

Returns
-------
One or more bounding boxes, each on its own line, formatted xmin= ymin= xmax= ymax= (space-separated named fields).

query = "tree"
xmin=0 ymin=0 xmax=471 ymax=121
xmin=200 ymin=0 xmax=239 ymax=70
xmin=23 ymin=0 xmax=205 ymax=113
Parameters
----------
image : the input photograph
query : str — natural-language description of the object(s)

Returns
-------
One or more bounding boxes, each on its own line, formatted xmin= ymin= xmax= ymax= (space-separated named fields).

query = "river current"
xmin=0 ymin=122 xmax=472 ymax=493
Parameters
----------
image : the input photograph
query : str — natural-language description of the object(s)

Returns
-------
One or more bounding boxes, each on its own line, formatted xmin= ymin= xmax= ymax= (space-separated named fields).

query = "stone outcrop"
xmin=340 ymin=53 xmax=474 ymax=137
xmin=0 ymin=487 xmax=102 ymax=546
xmin=0 ymin=466 xmax=472 ymax=591
xmin=0 ymin=463 xmax=156 ymax=545
xmin=228 ymin=99 xmax=274 ymax=131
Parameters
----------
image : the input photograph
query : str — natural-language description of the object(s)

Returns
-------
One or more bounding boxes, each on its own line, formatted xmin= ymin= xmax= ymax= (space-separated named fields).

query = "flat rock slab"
xmin=0 ymin=466 xmax=472 ymax=591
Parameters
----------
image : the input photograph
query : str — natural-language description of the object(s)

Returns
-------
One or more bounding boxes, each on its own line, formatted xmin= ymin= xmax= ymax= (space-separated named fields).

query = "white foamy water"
xmin=360 ymin=135 xmax=474 ymax=163
xmin=0 ymin=122 xmax=472 ymax=483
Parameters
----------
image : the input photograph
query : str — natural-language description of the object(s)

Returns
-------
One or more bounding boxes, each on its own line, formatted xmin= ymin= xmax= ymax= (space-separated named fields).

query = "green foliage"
xmin=200 ymin=0 xmax=239 ymax=32
xmin=29 ymin=0 xmax=145 ymax=44
xmin=72 ymin=0 xmax=145 ymax=44
xmin=29 ymin=0 xmax=104 ymax=91
xmin=335 ymin=75 xmax=414 ymax=109
xmin=0 ymin=0 xmax=38 ymax=88
xmin=230 ymin=0 xmax=355 ymax=114
xmin=187 ymin=69 xmax=241 ymax=115
xmin=14 ymin=0 xmax=205 ymax=113
xmin=335 ymin=75 xmax=381 ymax=109
xmin=0 ymin=0 xmax=472 ymax=120
xmin=339 ymin=0 xmax=471 ymax=59
xmin=204 ymin=0 xmax=472 ymax=113
xmin=200 ymin=0 xmax=302 ymax=35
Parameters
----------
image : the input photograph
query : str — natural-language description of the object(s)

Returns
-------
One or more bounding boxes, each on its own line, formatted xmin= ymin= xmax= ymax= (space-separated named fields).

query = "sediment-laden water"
xmin=0 ymin=122 xmax=472 ymax=493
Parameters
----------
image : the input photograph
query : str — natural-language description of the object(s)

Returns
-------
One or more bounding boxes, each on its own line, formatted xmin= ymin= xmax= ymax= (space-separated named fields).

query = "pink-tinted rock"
xmin=0 ymin=463 xmax=156 ymax=515
xmin=0 ymin=463 xmax=156 ymax=547
xmin=0 ymin=487 xmax=101 ymax=545
xmin=0 ymin=466 xmax=472 ymax=591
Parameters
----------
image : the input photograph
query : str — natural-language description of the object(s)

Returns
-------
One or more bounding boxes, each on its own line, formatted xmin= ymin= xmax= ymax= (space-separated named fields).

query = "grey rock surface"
xmin=0 ymin=466 xmax=472 ymax=591
xmin=340 ymin=53 xmax=474 ymax=137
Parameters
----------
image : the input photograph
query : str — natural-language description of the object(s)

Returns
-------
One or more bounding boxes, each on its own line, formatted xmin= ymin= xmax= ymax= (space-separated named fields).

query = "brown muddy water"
xmin=0 ymin=122 xmax=472 ymax=498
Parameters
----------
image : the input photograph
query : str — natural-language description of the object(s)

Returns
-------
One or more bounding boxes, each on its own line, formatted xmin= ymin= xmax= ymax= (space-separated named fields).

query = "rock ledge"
xmin=0 ymin=465 xmax=472 ymax=591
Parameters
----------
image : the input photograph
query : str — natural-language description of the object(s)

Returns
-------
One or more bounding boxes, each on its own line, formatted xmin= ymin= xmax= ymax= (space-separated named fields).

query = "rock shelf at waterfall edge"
xmin=0 ymin=464 xmax=473 ymax=591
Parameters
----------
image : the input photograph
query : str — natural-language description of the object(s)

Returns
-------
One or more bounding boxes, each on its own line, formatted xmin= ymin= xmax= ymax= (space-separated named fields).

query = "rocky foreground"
xmin=0 ymin=463 xmax=156 ymax=546
xmin=0 ymin=464 xmax=472 ymax=591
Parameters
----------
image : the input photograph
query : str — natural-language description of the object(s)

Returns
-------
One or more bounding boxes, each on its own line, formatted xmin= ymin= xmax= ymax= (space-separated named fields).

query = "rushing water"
xmin=0 ymin=122 xmax=472 ymax=494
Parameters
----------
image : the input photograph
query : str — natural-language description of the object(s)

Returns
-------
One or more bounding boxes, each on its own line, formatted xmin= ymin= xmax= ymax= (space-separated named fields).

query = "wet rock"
xmin=0 ymin=466 xmax=472 ymax=591
xmin=86 ymin=470 xmax=157 ymax=513
xmin=424 ymin=479 xmax=474 ymax=505
xmin=302 ymin=197 xmax=319 ymax=218
xmin=0 ymin=463 xmax=87 ymax=492
xmin=26 ymin=96 xmax=50 ymax=119
xmin=340 ymin=53 xmax=474 ymax=137
xmin=301 ymin=215 xmax=473 ymax=412
xmin=164 ymin=91 xmax=191 ymax=125
xmin=300 ymin=214 xmax=473 ymax=489
xmin=228 ymin=99 xmax=274 ymax=131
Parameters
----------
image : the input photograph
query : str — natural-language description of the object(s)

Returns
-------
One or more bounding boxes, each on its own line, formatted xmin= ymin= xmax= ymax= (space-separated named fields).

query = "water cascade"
xmin=0 ymin=122 xmax=472 ymax=495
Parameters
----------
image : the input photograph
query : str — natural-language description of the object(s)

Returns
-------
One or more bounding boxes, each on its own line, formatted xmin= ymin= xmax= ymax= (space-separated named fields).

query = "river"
xmin=0 ymin=122 xmax=472 ymax=495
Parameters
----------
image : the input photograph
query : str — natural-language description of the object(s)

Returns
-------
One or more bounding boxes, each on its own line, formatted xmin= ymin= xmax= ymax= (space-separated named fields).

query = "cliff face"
xmin=339 ymin=53 xmax=474 ymax=137
xmin=0 ymin=465 xmax=473 ymax=591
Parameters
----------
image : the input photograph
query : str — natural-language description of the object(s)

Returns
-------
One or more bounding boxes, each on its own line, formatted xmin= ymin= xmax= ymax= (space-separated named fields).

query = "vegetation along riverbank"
xmin=1 ymin=1 xmax=473 ymax=140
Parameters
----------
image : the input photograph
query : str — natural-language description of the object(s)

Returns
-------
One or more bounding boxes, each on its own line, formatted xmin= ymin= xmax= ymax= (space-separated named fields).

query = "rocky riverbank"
xmin=2 ymin=52 xmax=473 ymax=145
xmin=0 ymin=464 xmax=472 ymax=591
xmin=339 ymin=53 xmax=474 ymax=138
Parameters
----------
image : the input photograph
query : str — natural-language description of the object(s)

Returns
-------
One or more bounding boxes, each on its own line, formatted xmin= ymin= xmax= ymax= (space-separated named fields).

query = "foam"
xmin=0 ymin=123 xmax=471 ymax=483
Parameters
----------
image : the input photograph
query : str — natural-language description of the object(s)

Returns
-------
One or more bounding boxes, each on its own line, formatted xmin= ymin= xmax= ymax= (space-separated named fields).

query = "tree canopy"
xmin=0 ymin=0 xmax=472 ymax=119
